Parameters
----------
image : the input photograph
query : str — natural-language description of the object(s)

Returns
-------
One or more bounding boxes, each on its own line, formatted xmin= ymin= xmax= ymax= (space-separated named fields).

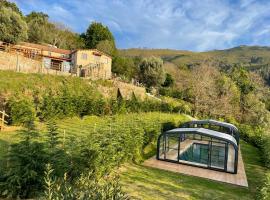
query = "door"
xmin=210 ymin=141 xmax=226 ymax=170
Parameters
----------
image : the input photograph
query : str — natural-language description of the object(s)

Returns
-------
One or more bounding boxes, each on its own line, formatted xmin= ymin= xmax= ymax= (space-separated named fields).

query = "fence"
xmin=0 ymin=110 xmax=8 ymax=131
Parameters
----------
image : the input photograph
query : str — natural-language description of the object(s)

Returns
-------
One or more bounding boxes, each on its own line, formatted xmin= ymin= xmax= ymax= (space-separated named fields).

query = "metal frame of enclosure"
xmin=181 ymin=120 xmax=240 ymax=145
xmin=157 ymin=125 xmax=239 ymax=174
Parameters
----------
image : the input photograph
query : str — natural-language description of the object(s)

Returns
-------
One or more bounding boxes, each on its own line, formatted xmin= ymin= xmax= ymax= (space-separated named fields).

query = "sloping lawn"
xmin=120 ymin=141 xmax=266 ymax=200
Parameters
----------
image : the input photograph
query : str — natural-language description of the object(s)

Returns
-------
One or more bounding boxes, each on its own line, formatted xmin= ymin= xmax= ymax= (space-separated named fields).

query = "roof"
xmin=185 ymin=119 xmax=239 ymax=132
xmin=71 ymin=49 xmax=112 ymax=58
xmin=17 ymin=42 xmax=71 ymax=54
xmin=165 ymin=127 xmax=238 ymax=148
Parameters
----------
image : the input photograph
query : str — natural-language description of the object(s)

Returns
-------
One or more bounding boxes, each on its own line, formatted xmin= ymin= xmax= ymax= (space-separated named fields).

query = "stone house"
xmin=71 ymin=49 xmax=112 ymax=80
xmin=0 ymin=41 xmax=112 ymax=79
xmin=14 ymin=42 xmax=72 ymax=73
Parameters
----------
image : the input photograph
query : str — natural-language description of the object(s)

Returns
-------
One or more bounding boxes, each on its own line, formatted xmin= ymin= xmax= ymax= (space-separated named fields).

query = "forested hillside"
xmin=120 ymin=46 xmax=270 ymax=66
xmin=120 ymin=46 xmax=270 ymax=85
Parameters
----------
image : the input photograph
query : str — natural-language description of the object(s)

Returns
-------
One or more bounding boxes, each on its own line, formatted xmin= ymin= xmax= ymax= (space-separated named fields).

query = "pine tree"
xmin=46 ymin=121 xmax=60 ymax=150
xmin=0 ymin=124 xmax=47 ymax=198
xmin=45 ymin=121 xmax=68 ymax=177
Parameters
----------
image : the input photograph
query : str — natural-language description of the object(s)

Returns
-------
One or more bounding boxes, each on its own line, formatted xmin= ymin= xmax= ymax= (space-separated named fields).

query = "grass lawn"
xmin=120 ymin=141 xmax=267 ymax=200
xmin=0 ymin=114 xmax=267 ymax=199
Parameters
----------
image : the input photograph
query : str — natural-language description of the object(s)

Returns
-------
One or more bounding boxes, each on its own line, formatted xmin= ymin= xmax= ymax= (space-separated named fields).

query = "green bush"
xmin=239 ymin=125 xmax=262 ymax=148
xmin=43 ymin=164 xmax=129 ymax=200
xmin=162 ymin=73 xmax=174 ymax=87
xmin=0 ymin=71 xmax=194 ymax=124
xmin=259 ymin=172 xmax=270 ymax=200
xmin=238 ymin=124 xmax=270 ymax=170
xmin=262 ymin=135 xmax=270 ymax=169
xmin=0 ymin=111 xmax=189 ymax=198
xmin=9 ymin=98 xmax=36 ymax=126
xmin=0 ymin=129 xmax=47 ymax=198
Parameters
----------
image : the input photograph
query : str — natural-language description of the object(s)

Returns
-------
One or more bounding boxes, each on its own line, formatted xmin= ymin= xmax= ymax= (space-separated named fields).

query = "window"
xmin=81 ymin=53 xmax=88 ymax=60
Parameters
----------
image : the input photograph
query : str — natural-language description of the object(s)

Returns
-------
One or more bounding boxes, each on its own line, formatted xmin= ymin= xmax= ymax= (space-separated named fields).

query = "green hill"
xmin=120 ymin=46 xmax=270 ymax=84
xmin=120 ymin=46 xmax=270 ymax=66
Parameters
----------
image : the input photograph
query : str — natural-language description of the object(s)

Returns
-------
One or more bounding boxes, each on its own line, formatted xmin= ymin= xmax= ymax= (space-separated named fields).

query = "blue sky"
xmin=10 ymin=0 xmax=270 ymax=51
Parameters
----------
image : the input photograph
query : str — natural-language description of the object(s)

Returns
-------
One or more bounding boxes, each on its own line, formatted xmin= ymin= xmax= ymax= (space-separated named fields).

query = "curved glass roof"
xmin=165 ymin=127 xmax=238 ymax=148
xmin=185 ymin=120 xmax=239 ymax=132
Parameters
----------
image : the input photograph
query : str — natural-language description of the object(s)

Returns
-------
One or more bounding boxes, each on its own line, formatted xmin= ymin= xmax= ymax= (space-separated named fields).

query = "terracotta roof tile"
xmin=18 ymin=42 xmax=71 ymax=54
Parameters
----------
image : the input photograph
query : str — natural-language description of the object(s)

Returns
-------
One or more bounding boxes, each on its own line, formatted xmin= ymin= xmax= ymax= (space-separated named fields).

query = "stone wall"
xmin=42 ymin=68 xmax=71 ymax=76
xmin=0 ymin=51 xmax=72 ymax=76
xmin=0 ymin=51 xmax=42 ymax=73
xmin=114 ymin=81 xmax=146 ymax=100
xmin=97 ymin=80 xmax=146 ymax=100
xmin=81 ymin=63 xmax=111 ymax=80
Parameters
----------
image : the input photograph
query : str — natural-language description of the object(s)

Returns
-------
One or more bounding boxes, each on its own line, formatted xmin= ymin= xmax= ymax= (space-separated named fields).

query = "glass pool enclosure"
xmin=157 ymin=120 xmax=239 ymax=174
xmin=179 ymin=143 xmax=226 ymax=168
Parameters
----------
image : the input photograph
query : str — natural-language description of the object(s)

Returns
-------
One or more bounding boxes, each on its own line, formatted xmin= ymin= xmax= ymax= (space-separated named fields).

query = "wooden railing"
xmin=0 ymin=110 xmax=8 ymax=131
xmin=0 ymin=41 xmax=42 ymax=61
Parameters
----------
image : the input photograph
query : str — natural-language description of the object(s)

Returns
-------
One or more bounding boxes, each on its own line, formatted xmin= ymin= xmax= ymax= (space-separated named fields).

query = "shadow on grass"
xmin=121 ymin=164 xmax=249 ymax=200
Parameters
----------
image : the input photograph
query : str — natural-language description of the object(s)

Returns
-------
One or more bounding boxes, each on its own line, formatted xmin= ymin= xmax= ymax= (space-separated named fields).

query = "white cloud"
xmin=11 ymin=0 xmax=270 ymax=51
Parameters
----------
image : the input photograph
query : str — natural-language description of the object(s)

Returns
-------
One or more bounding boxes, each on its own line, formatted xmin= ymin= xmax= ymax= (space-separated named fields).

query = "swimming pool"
xmin=179 ymin=143 xmax=225 ymax=168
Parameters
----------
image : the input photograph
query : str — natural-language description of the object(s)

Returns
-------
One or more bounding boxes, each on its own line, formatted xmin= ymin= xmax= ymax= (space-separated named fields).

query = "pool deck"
xmin=143 ymin=146 xmax=248 ymax=187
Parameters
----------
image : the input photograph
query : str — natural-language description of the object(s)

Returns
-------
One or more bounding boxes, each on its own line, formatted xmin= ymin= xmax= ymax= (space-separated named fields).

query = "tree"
xmin=46 ymin=121 xmax=61 ymax=150
xmin=188 ymin=64 xmax=241 ymax=119
xmin=60 ymin=30 xmax=85 ymax=49
xmin=0 ymin=127 xmax=47 ymax=198
xmin=0 ymin=7 xmax=28 ymax=43
xmin=0 ymin=0 xmax=22 ymax=16
xmin=26 ymin=12 xmax=84 ymax=49
xmin=215 ymin=74 xmax=241 ymax=119
xmin=229 ymin=65 xmax=254 ymax=95
xmin=44 ymin=22 xmax=85 ymax=49
xmin=45 ymin=121 xmax=69 ymax=176
xmin=138 ymin=56 xmax=165 ymax=88
xmin=84 ymin=22 xmax=115 ymax=49
xmin=112 ymin=56 xmax=138 ymax=80
xmin=162 ymin=73 xmax=174 ymax=87
xmin=26 ymin=12 xmax=49 ymax=43
xmin=189 ymin=65 xmax=219 ymax=117
xmin=9 ymin=97 xmax=36 ymax=127
xmin=26 ymin=11 xmax=49 ymax=22
xmin=96 ymin=40 xmax=116 ymax=56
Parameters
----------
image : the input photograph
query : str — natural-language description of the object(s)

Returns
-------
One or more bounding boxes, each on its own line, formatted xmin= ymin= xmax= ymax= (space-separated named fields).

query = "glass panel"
xmin=201 ymin=136 xmax=211 ymax=142
xmin=210 ymin=125 xmax=220 ymax=132
xmin=185 ymin=134 xmax=193 ymax=140
xmin=158 ymin=135 xmax=165 ymax=159
xmin=194 ymin=133 xmax=201 ymax=140
xmin=210 ymin=141 xmax=225 ymax=169
xmin=179 ymin=141 xmax=209 ymax=167
xmin=164 ymin=135 xmax=179 ymax=161
xmin=227 ymin=144 xmax=235 ymax=172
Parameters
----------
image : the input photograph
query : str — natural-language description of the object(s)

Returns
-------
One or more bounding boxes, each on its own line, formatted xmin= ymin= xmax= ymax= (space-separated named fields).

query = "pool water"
xmin=179 ymin=143 xmax=225 ymax=168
